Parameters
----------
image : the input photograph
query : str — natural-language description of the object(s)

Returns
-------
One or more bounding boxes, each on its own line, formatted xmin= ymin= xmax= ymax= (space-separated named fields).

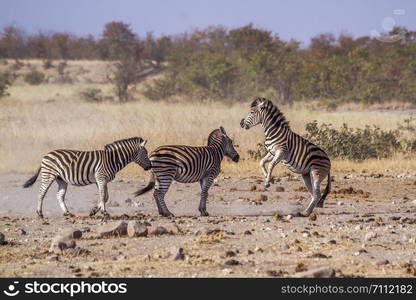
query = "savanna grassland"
xmin=0 ymin=59 xmax=415 ymax=278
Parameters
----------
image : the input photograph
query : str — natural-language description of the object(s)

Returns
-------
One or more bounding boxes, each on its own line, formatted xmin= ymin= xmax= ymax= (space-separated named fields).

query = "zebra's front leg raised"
xmin=199 ymin=176 xmax=214 ymax=216
xmin=259 ymin=152 xmax=273 ymax=178
xmin=264 ymin=152 xmax=283 ymax=188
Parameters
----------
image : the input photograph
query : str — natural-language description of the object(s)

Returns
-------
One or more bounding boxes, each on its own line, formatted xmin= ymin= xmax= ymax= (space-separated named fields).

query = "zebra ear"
xmin=219 ymin=126 xmax=226 ymax=135
xmin=140 ymin=140 xmax=147 ymax=147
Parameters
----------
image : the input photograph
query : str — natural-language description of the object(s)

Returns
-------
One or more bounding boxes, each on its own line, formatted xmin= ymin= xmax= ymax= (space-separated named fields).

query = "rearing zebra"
xmin=240 ymin=98 xmax=331 ymax=216
xmin=134 ymin=126 xmax=239 ymax=217
xmin=23 ymin=137 xmax=151 ymax=218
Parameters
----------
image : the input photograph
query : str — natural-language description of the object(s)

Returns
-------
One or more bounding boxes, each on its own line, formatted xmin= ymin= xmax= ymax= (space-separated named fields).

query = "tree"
xmin=101 ymin=22 xmax=144 ymax=102
xmin=0 ymin=25 xmax=26 ymax=62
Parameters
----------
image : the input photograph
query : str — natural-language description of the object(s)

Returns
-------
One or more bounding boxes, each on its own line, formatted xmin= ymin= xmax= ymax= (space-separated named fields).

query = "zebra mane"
xmin=251 ymin=97 xmax=290 ymax=129
xmin=104 ymin=137 xmax=143 ymax=151
xmin=207 ymin=129 xmax=223 ymax=146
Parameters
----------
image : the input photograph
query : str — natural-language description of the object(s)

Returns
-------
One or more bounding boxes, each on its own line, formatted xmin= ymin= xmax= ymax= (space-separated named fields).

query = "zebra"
xmin=134 ymin=126 xmax=239 ymax=217
xmin=23 ymin=137 xmax=151 ymax=218
xmin=240 ymin=98 xmax=331 ymax=216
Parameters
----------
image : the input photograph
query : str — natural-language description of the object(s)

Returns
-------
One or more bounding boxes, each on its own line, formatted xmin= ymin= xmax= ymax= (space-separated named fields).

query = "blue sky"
xmin=1 ymin=0 xmax=415 ymax=45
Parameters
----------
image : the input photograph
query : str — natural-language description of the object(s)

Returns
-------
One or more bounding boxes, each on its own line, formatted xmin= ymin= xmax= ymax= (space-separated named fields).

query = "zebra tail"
xmin=23 ymin=167 xmax=41 ymax=188
xmin=134 ymin=171 xmax=155 ymax=197
xmin=319 ymin=172 xmax=331 ymax=203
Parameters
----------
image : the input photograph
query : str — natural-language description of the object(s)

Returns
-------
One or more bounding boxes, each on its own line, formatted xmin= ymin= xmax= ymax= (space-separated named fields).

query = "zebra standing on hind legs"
xmin=23 ymin=137 xmax=151 ymax=218
xmin=240 ymin=97 xmax=331 ymax=217
xmin=134 ymin=126 xmax=240 ymax=217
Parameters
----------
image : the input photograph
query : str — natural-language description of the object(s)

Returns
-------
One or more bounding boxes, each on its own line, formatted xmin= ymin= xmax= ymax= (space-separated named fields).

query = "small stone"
xmin=225 ymin=259 xmax=240 ymax=266
xmin=285 ymin=215 xmax=293 ymax=221
xmin=376 ymin=259 xmax=389 ymax=266
xmin=165 ymin=224 xmax=182 ymax=235
xmin=97 ymin=221 xmax=128 ymax=237
xmin=0 ymin=233 xmax=5 ymax=245
xmin=50 ymin=235 xmax=76 ymax=254
xmin=25 ymin=257 xmax=35 ymax=265
xmin=275 ymin=186 xmax=285 ymax=192
xmin=295 ymin=263 xmax=308 ymax=272
xmin=355 ymin=224 xmax=363 ymax=230
xmin=148 ymin=226 xmax=169 ymax=236
xmin=127 ymin=221 xmax=148 ymax=237
xmin=281 ymin=243 xmax=290 ymax=250
xmin=226 ymin=250 xmax=237 ymax=257
xmin=308 ymin=213 xmax=317 ymax=221
xmin=302 ymin=232 xmax=311 ymax=238
xmin=222 ymin=268 xmax=233 ymax=275
xmin=337 ymin=201 xmax=344 ymax=206
xmin=46 ymin=255 xmax=59 ymax=262
xmin=295 ymin=267 xmax=335 ymax=278
xmin=173 ymin=247 xmax=185 ymax=260
xmin=250 ymin=185 xmax=257 ymax=191
xmin=254 ymin=247 xmax=263 ymax=252
xmin=19 ymin=229 xmax=27 ymax=235
xmin=267 ymin=270 xmax=283 ymax=277
xmin=364 ymin=232 xmax=377 ymax=241
xmin=327 ymin=239 xmax=337 ymax=244
xmin=244 ymin=230 xmax=252 ymax=235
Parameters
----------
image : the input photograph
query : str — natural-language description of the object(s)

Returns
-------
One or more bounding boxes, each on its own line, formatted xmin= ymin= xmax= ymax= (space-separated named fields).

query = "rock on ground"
xmin=127 ymin=221 xmax=148 ymax=237
xmin=97 ymin=221 xmax=128 ymax=237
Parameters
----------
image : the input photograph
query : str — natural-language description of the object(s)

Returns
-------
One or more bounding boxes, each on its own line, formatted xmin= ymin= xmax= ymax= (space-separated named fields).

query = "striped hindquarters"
xmin=150 ymin=145 xmax=219 ymax=183
xmin=41 ymin=149 xmax=103 ymax=185
xmin=283 ymin=131 xmax=331 ymax=173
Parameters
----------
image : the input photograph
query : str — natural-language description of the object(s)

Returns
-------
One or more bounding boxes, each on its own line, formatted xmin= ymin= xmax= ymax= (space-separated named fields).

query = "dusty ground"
xmin=0 ymin=171 xmax=415 ymax=278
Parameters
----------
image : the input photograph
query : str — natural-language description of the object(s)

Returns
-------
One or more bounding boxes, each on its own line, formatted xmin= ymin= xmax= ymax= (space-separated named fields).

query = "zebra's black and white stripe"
xmin=134 ymin=127 xmax=239 ymax=217
xmin=23 ymin=137 xmax=151 ymax=218
xmin=240 ymin=98 xmax=331 ymax=216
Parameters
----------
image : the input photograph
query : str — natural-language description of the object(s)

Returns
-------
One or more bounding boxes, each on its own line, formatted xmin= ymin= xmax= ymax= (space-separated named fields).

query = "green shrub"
xmin=0 ymin=72 xmax=14 ymax=98
xmin=80 ymin=88 xmax=103 ymax=102
xmin=304 ymin=121 xmax=401 ymax=160
xmin=24 ymin=70 xmax=45 ymax=85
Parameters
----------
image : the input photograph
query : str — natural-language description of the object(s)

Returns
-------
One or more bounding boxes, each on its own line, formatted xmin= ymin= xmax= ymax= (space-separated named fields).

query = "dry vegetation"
xmin=1 ymin=60 xmax=416 ymax=180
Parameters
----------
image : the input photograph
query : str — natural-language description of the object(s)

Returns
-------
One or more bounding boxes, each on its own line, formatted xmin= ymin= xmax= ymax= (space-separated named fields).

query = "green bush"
xmin=0 ymin=72 xmax=14 ymax=98
xmin=80 ymin=88 xmax=103 ymax=102
xmin=304 ymin=121 xmax=401 ymax=160
xmin=24 ymin=70 xmax=45 ymax=85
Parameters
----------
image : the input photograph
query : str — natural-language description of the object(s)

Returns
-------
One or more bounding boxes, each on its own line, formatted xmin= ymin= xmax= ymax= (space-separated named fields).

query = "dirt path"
xmin=0 ymin=172 xmax=415 ymax=277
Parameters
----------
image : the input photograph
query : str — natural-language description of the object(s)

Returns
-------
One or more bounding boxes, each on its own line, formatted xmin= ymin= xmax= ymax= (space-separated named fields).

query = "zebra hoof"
xmin=101 ymin=211 xmax=110 ymax=218
xmin=161 ymin=211 xmax=174 ymax=218
xmin=63 ymin=212 xmax=75 ymax=217
xmin=36 ymin=211 xmax=44 ymax=219
xmin=199 ymin=210 xmax=209 ymax=217
xmin=89 ymin=207 xmax=99 ymax=216
xmin=299 ymin=211 xmax=311 ymax=217
xmin=264 ymin=183 xmax=270 ymax=188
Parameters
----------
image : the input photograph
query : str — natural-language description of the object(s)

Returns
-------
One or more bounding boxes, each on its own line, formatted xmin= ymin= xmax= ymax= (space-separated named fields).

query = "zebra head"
xmin=134 ymin=139 xmax=152 ymax=171
xmin=240 ymin=97 xmax=268 ymax=130
xmin=218 ymin=126 xmax=240 ymax=162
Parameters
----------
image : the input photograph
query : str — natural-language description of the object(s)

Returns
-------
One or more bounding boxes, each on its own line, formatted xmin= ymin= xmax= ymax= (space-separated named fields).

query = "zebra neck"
xmin=209 ymin=143 xmax=225 ymax=162
xmin=262 ymin=111 xmax=290 ymax=138
xmin=108 ymin=148 xmax=134 ymax=173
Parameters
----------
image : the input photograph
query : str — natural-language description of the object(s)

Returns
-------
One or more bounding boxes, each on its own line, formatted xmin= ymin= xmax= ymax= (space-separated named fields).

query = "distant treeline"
xmin=1 ymin=22 xmax=415 ymax=103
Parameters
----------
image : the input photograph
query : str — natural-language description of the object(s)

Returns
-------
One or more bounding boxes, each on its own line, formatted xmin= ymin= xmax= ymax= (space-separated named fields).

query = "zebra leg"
xmin=199 ymin=176 xmax=214 ymax=216
xmin=37 ymin=174 xmax=55 ymax=218
xmin=301 ymin=171 xmax=325 ymax=216
xmin=90 ymin=179 xmax=109 ymax=217
xmin=301 ymin=173 xmax=314 ymax=205
xmin=56 ymin=178 xmax=73 ymax=217
xmin=259 ymin=152 xmax=274 ymax=178
xmin=152 ymin=175 xmax=174 ymax=217
xmin=264 ymin=153 xmax=282 ymax=188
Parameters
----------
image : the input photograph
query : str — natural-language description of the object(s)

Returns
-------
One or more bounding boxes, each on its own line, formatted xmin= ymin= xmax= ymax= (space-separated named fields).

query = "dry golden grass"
xmin=1 ymin=60 xmax=415 ymax=179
